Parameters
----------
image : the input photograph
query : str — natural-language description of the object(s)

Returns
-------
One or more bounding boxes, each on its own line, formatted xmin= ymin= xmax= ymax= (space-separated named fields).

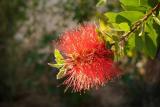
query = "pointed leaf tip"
xmin=48 ymin=63 xmax=63 ymax=69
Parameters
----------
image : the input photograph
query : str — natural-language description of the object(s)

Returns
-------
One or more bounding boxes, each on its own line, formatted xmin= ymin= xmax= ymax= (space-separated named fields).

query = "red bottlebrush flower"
xmin=56 ymin=24 xmax=121 ymax=92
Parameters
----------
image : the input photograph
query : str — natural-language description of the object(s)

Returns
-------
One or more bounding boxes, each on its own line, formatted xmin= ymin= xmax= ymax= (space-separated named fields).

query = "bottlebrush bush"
xmin=49 ymin=0 xmax=160 ymax=92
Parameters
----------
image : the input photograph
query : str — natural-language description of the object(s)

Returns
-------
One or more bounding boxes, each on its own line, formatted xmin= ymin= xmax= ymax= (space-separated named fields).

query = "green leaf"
xmin=104 ymin=12 xmax=118 ymax=23
xmin=135 ymin=35 xmax=144 ymax=52
xmin=119 ymin=22 xmax=130 ymax=31
xmin=110 ymin=22 xmax=130 ymax=32
xmin=111 ymin=23 xmax=124 ymax=31
xmin=118 ymin=11 xmax=144 ymax=23
xmin=144 ymin=33 xmax=157 ymax=58
xmin=124 ymin=34 xmax=135 ymax=56
xmin=120 ymin=0 xmax=149 ymax=6
xmin=122 ymin=6 xmax=148 ymax=12
xmin=54 ymin=49 xmax=64 ymax=64
xmin=143 ymin=20 xmax=158 ymax=58
xmin=120 ymin=0 xmax=141 ymax=6
xmin=120 ymin=0 xmax=149 ymax=11
xmin=48 ymin=63 xmax=63 ymax=68
xmin=145 ymin=21 xmax=158 ymax=47
xmin=105 ymin=11 xmax=144 ymax=24
xmin=128 ymin=34 xmax=136 ymax=49
xmin=140 ymin=0 xmax=149 ymax=6
xmin=56 ymin=67 xmax=67 ymax=79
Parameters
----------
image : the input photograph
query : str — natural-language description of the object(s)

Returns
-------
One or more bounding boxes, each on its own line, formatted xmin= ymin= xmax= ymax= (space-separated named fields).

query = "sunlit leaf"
xmin=119 ymin=22 xmax=130 ymax=31
xmin=120 ymin=0 xmax=141 ymax=6
xmin=105 ymin=11 xmax=144 ymax=24
xmin=119 ymin=11 xmax=144 ymax=23
xmin=99 ymin=20 xmax=114 ymax=43
xmin=48 ymin=63 xmax=63 ymax=69
xmin=56 ymin=67 xmax=67 ymax=79
xmin=99 ymin=19 xmax=111 ymax=32
xmin=54 ymin=49 xmax=64 ymax=64
xmin=104 ymin=12 xmax=118 ymax=23
xmin=120 ymin=0 xmax=149 ymax=12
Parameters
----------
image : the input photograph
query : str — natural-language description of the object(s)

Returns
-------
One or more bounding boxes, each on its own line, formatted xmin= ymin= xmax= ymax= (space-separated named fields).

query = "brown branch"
xmin=120 ymin=2 xmax=160 ymax=41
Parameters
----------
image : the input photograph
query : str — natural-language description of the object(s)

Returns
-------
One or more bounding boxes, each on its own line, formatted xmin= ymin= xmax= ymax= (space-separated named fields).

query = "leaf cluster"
xmin=98 ymin=0 xmax=160 ymax=59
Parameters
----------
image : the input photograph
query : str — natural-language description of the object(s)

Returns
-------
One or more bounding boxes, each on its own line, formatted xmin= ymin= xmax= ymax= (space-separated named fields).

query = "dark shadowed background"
xmin=0 ymin=0 xmax=160 ymax=107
